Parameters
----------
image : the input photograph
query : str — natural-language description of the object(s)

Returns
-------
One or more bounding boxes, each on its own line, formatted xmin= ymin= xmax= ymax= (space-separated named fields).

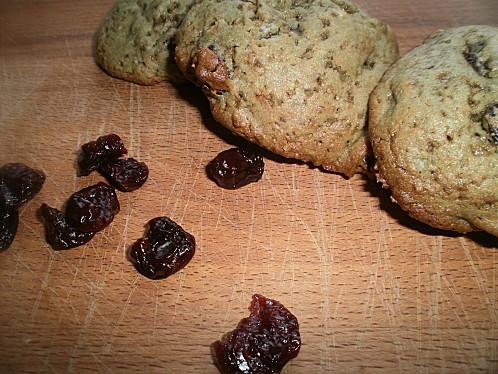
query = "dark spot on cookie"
xmin=290 ymin=23 xmax=303 ymax=35
xmin=482 ymin=103 xmax=498 ymax=144
xmin=363 ymin=56 xmax=376 ymax=70
xmin=463 ymin=39 xmax=495 ymax=78
xmin=427 ymin=141 xmax=440 ymax=152
xmin=301 ymin=47 xmax=314 ymax=60
xmin=325 ymin=57 xmax=348 ymax=80
xmin=468 ymin=97 xmax=478 ymax=106
xmin=446 ymin=135 xmax=453 ymax=142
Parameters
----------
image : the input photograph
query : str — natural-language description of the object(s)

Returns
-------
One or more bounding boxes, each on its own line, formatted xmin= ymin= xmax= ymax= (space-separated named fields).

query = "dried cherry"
xmin=65 ymin=182 xmax=120 ymax=233
xmin=98 ymin=158 xmax=149 ymax=192
xmin=78 ymin=134 xmax=127 ymax=176
xmin=40 ymin=203 xmax=95 ymax=250
xmin=212 ymin=294 xmax=301 ymax=374
xmin=129 ymin=217 xmax=195 ymax=280
xmin=0 ymin=197 xmax=19 ymax=251
xmin=0 ymin=163 xmax=46 ymax=209
xmin=207 ymin=148 xmax=264 ymax=189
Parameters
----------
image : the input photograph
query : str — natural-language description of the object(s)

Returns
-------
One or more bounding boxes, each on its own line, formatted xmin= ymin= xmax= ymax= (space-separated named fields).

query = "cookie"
xmin=174 ymin=0 xmax=399 ymax=176
xmin=369 ymin=25 xmax=498 ymax=236
xmin=96 ymin=0 xmax=195 ymax=85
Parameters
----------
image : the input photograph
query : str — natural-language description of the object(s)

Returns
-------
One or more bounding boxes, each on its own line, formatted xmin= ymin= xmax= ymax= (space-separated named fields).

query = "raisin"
xmin=212 ymin=294 xmax=301 ymax=374
xmin=65 ymin=182 xmax=120 ymax=233
xmin=0 ymin=180 xmax=15 ymax=209
xmin=206 ymin=148 xmax=264 ymax=189
xmin=0 ymin=163 xmax=46 ymax=209
xmin=39 ymin=203 xmax=95 ymax=250
xmin=129 ymin=217 xmax=195 ymax=280
xmin=78 ymin=134 xmax=127 ymax=176
xmin=0 ymin=197 xmax=19 ymax=251
xmin=98 ymin=158 xmax=149 ymax=192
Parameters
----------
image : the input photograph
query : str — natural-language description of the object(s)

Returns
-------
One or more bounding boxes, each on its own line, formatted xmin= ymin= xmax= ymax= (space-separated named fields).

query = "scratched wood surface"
xmin=0 ymin=0 xmax=497 ymax=373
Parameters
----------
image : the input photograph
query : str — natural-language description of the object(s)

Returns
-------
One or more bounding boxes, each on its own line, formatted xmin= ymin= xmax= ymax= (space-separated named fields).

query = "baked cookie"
xmin=96 ymin=0 xmax=195 ymax=84
xmin=369 ymin=26 xmax=498 ymax=236
xmin=175 ymin=0 xmax=399 ymax=176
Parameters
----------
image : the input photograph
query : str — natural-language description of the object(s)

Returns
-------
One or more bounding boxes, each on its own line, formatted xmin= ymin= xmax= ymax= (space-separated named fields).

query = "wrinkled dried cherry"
xmin=212 ymin=294 xmax=301 ymax=374
xmin=0 ymin=163 xmax=45 ymax=251
xmin=0 ymin=163 xmax=46 ymax=209
xmin=129 ymin=217 xmax=195 ymax=280
xmin=40 ymin=203 xmax=95 ymax=250
xmin=99 ymin=158 xmax=149 ymax=192
xmin=65 ymin=182 xmax=120 ymax=233
xmin=207 ymin=148 xmax=264 ymax=189
xmin=78 ymin=134 xmax=127 ymax=176
xmin=0 ymin=197 xmax=19 ymax=251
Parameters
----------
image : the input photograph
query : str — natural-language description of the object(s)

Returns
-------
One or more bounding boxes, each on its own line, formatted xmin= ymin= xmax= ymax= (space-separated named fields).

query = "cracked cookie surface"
xmin=369 ymin=25 xmax=498 ymax=236
xmin=96 ymin=0 xmax=195 ymax=85
xmin=175 ymin=0 xmax=399 ymax=176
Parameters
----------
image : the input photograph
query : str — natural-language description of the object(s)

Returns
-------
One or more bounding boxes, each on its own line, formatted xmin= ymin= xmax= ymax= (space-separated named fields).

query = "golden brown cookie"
xmin=369 ymin=25 xmax=498 ymax=236
xmin=175 ymin=0 xmax=399 ymax=176
xmin=96 ymin=0 xmax=195 ymax=85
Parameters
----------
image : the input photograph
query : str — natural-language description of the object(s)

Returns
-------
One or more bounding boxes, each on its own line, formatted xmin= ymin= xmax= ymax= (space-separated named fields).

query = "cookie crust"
xmin=369 ymin=25 xmax=498 ymax=236
xmin=175 ymin=0 xmax=399 ymax=176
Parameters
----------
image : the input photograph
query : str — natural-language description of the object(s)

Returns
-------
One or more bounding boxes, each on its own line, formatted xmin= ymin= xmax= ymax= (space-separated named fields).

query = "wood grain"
xmin=0 ymin=0 xmax=497 ymax=373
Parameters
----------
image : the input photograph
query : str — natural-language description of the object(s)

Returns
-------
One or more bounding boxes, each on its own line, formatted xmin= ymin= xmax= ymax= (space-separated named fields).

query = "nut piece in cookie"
xmin=95 ymin=0 xmax=195 ymax=84
xmin=193 ymin=48 xmax=230 ymax=92
xmin=175 ymin=0 xmax=399 ymax=176
xmin=369 ymin=25 xmax=498 ymax=236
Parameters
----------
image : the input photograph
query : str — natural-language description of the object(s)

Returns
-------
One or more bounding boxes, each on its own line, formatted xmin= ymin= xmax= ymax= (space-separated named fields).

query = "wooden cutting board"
xmin=1 ymin=0 xmax=497 ymax=372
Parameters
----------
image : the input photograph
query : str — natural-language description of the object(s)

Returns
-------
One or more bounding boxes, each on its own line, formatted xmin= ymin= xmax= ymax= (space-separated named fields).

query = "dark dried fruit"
xmin=129 ymin=217 xmax=195 ymax=280
xmin=207 ymin=148 xmax=264 ymax=189
xmin=212 ymin=294 xmax=301 ymax=374
xmin=78 ymin=134 xmax=127 ymax=176
xmin=98 ymin=158 xmax=149 ymax=192
xmin=65 ymin=182 xmax=120 ymax=233
xmin=40 ymin=203 xmax=95 ymax=250
xmin=0 ymin=163 xmax=45 ymax=251
xmin=0 ymin=163 xmax=46 ymax=209
xmin=0 ymin=180 xmax=15 ymax=209
xmin=0 ymin=197 xmax=19 ymax=251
